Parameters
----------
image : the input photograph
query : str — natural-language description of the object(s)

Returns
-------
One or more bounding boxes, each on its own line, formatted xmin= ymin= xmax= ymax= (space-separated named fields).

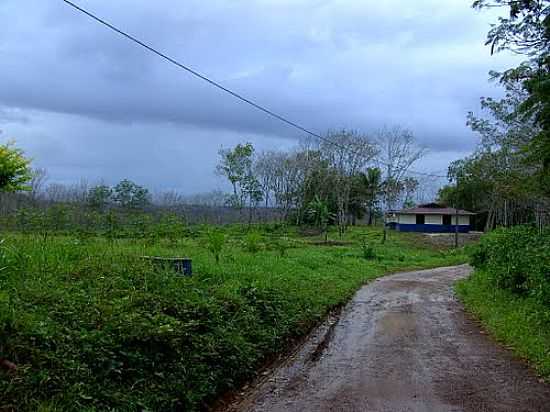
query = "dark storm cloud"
xmin=0 ymin=0 xmax=520 ymax=190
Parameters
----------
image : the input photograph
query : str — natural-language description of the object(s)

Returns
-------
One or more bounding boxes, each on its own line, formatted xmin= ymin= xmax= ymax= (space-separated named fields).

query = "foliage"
xmin=307 ymin=195 xmax=334 ymax=241
xmin=271 ymin=235 xmax=291 ymax=257
xmin=112 ymin=179 xmax=151 ymax=210
xmin=439 ymin=74 xmax=546 ymax=229
xmin=0 ymin=226 xmax=466 ymax=411
xmin=0 ymin=141 xmax=32 ymax=192
xmin=87 ymin=184 xmax=112 ymax=210
xmin=360 ymin=236 xmax=377 ymax=260
xmin=205 ymin=230 xmax=226 ymax=263
xmin=457 ymin=270 xmax=550 ymax=378
xmin=216 ymin=130 xmax=425 ymax=232
xmin=469 ymin=226 xmax=550 ymax=306
xmin=216 ymin=143 xmax=262 ymax=211
xmin=473 ymin=0 xmax=550 ymax=195
xmin=243 ymin=231 xmax=262 ymax=254
xmin=349 ymin=167 xmax=383 ymax=224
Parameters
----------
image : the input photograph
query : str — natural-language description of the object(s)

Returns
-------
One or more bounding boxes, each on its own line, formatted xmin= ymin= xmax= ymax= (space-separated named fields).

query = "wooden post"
xmin=382 ymin=212 xmax=387 ymax=244
xmin=454 ymin=208 xmax=459 ymax=248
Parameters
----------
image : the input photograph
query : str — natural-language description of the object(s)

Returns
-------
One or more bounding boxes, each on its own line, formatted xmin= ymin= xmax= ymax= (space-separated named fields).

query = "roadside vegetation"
xmin=451 ymin=3 xmax=550 ymax=378
xmin=0 ymin=220 xmax=466 ymax=411
xmin=457 ymin=226 xmax=550 ymax=378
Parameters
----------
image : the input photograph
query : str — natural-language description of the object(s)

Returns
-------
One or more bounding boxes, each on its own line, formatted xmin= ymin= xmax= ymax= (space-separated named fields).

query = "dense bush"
xmin=470 ymin=226 xmax=550 ymax=306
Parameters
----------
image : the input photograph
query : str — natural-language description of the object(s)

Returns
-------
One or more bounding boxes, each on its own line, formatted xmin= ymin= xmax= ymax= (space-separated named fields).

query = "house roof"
xmin=390 ymin=207 xmax=475 ymax=216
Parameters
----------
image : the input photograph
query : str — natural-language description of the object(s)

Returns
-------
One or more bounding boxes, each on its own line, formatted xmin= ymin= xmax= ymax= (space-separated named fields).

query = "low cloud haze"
xmin=0 ymin=0 xmax=520 ymax=193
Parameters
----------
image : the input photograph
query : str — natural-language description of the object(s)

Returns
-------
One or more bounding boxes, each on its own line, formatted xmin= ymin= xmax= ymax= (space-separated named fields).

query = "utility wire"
xmin=62 ymin=0 xmax=448 ymax=180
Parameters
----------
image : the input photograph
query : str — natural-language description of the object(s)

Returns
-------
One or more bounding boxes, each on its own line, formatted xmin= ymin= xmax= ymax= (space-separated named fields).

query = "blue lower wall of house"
xmin=395 ymin=224 xmax=470 ymax=233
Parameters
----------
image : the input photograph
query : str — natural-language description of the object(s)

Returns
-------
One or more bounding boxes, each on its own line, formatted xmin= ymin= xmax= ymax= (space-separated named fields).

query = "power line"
xmin=62 ymin=0 xmax=448 ymax=180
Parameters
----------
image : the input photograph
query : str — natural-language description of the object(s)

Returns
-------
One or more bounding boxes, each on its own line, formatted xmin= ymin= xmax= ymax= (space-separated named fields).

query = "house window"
xmin=443 ymin=215 xmax=452 ymax=225
xmin=416 ymin=214 xmax=425 ymax=225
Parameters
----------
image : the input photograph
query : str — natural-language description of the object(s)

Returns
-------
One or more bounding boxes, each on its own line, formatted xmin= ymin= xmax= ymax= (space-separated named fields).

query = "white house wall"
xmin=398 ymin=214 xmax=416 ymax=224
xmin=396 ymin=214 xmax=471 ymax=225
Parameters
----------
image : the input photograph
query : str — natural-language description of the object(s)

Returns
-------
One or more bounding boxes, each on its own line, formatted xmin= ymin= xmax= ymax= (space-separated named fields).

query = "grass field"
xmin=1 ymin=225 xmax=466 ymax=411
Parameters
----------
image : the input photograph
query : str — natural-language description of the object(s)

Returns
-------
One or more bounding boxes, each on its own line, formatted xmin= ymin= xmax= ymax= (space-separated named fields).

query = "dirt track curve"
xmin=225 ymin=265 xmax=550 ymax=412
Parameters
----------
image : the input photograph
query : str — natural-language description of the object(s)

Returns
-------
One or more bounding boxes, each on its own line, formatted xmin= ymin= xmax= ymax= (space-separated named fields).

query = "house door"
xmin=416 ymin=214 xmax=425 ymax=225
xmin=442 ymin=215 xmax=452 ymax=225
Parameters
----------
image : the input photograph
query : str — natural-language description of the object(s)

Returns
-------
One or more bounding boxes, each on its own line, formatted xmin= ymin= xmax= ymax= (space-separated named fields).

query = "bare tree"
xmin=317 ymin=130 xmax=379 ymax=236
xmin=255 ymin=150 xmax=280 ymax=208
xmin=28 ymin=168 xmax=48 ymax=202
xmin=376 ymin=126 xmax=427 ymax=210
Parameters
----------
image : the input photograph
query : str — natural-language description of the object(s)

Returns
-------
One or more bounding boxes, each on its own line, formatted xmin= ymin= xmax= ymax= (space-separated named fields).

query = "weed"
xmin=244 ymin=231 xmax=262 ymax=254
xmin=206 ymin=230 xmax=226 ymax=263
xmin=360 ymin=236 xmax=377 ymax=260
xmin=272 ymin=235 xmax=291 ymax=257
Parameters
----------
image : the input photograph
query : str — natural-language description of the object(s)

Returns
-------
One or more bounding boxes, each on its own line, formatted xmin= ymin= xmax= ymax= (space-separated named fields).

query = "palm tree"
xmin=307 ymin=195 xmax=334 ymax=242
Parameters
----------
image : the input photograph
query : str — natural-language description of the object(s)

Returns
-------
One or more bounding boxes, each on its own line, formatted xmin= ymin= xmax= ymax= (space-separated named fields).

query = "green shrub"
xmin=360 ymin=236 xmax=376 ymax=260
xmin=272 ymin=236 xmax=291 ymax=257
xmin=206 ymin=230 xmax=226 ymax=263
xmin=470 ymin=226 xmax=550 ymax=306
xmin=244 ymin=231 xmax=262 ymax=254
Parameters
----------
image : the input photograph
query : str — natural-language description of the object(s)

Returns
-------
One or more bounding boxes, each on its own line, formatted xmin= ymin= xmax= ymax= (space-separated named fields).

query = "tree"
xmin=307 ymin=195 xmax=333 ymax=242
xmin=474 ymin=0 xmax=550 ymax=194
xmin=216 ymin=143 xmax=263 ymax=216
xmin=28 ymin=168 xmax=48 ymax=201
xmin=317 ymin=130 xmax=378 ymax=237
xmin=376 ymin=127 xmax=426 ymax=210
xmin=443 ymin=59 xmax=547 ymax=230
xmin=88 ymin=184 xmax=113 ymax=210
xmin=0 ymin=141 xmax=32 ymax=192
xmin=363 ymin=167 xmax=383 ymax=224
xmin=113 ymin=179 xmax=150 ymax=210
xmin=401 ymin=177 xmax=419 ymax=208
xmin=348 ymin=167 xmax=383 ymax=225
xmin=255 ymin=150 xmax=279 ymax=208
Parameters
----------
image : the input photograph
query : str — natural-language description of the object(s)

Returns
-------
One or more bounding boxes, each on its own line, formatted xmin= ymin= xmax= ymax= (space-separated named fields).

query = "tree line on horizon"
xmin=0 ymin=126 xmax=437 ymax=232
xmin=215 ymin=127 xmax=429 ymax=235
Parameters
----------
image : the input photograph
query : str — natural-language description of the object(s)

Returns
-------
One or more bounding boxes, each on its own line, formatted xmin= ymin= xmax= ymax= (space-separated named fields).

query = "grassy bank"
xmin=456 ymin=226 xmax=550 ymax=379
xmin=1 ymin=226 xmax=465 ymax=411
xmin=456 ymin=271 xmax=550 ymax=378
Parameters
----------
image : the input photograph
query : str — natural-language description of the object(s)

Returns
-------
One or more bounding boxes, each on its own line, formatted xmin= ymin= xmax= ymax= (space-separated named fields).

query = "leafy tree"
xmin=87 ymin=184 xmax=113 ymax=210
xmin=307 ymin=195 xmax=334 ymax=242
xmin=363 ymin=167 xmax=383 ymax=224
xmin=317 ymin=130 xmax=378 ymax=237
xmin=0 ymin=141 xmax=32 ymax=192
xmin=112 ymin=179 xmax=150 ymax=210
xmin=348 ymin=168 xmax=384 ymax=225
xmin=474 ymin=0 xmax=550 ymax=194
xmin=441 ymin=60 xmax=545 ymax=230
xmin=216 ymin=143 xmax=263 ymax=215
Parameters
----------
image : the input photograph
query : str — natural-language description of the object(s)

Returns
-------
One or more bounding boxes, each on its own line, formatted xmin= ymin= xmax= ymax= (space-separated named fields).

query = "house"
xmin=386 ymin=203 xmax=475 ymax=233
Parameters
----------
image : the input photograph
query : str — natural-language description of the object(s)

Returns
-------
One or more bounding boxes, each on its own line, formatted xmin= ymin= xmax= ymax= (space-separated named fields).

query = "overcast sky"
xmin=0 ymin=0 xmax=519 ymax=194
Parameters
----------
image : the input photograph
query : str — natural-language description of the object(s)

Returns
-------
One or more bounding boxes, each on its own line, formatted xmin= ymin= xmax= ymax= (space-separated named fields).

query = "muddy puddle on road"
xmin=221 ymin=265 xmax=550 ymax=412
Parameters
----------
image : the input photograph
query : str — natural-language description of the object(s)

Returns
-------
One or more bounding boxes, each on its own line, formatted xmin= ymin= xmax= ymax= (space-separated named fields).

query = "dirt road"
xmin=226 ymin=265 xmax=550 ymax=412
